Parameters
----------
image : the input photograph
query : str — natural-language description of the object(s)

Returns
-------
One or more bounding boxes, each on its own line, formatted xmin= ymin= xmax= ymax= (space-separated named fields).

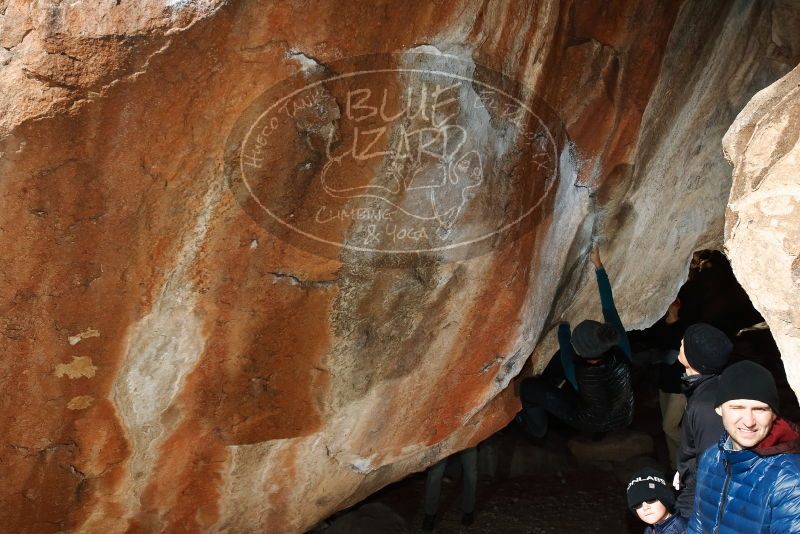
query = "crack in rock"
xmin=267 ymin=271 xmax=336 ymax=289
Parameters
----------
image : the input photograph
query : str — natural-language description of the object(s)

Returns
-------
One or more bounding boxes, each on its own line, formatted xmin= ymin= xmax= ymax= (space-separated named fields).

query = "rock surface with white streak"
xmin=724 ymin=63 xmax=800 ymax=392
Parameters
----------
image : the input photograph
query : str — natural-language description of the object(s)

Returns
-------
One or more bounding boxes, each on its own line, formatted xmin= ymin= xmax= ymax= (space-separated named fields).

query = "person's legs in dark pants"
xmin=459 ymin=447 xmax=478 ymax=525
xmin=423 ymin=448 xmax=479 ymax=530
xmin=422 ymin=457 xmax=447 ymax=530
xmin=519 ymin=376 xmax=578 ymax=438
xmin=541 ymin=349 xmax=567 ymax=386
xmin=423 ymin=458 xmax=447 ymax=515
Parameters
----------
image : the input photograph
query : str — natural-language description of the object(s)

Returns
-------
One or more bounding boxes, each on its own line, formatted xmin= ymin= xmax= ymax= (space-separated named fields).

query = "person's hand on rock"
xmin=665 ymin=298 xmax=681 ymax=325
xmin=590 ymin=245 xmax=603 ymax=268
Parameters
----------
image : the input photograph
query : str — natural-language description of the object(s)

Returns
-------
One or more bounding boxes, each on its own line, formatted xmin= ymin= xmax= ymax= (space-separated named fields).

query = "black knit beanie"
xmin=715 ymin=360 xmax=780 ymax=413
xmin=683 ymin=323 xmax=732 ymax=375
xmin=571 ymin=320 xmax=619 ymax=359
xmin=626 ymin=468 xmax=675 ymax=512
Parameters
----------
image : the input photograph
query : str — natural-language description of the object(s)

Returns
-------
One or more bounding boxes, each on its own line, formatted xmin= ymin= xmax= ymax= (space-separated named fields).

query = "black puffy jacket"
xmin=565 ymin=348 xmax=633 ymax=433
xmin=675 ymin=374 xmax=723 ymax=518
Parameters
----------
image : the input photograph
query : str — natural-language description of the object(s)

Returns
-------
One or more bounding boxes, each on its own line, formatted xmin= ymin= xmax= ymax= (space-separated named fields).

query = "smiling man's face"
xmin=716 ymin=399 xmax=777 ymax=450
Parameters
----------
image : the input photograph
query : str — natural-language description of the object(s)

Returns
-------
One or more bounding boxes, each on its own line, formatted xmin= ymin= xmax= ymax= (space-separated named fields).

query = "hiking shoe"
xmin=421 ymin=514 xmax=435 ymax=531
xmin=461 ymin=512 xmax=474 ymax=526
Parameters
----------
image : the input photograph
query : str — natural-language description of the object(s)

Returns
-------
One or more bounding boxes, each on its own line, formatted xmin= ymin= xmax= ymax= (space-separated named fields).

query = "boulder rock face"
xmin=724 ymin=63 xmax=800 ymax=392
xmin=0 ymin=1 xmax=798 ymax=532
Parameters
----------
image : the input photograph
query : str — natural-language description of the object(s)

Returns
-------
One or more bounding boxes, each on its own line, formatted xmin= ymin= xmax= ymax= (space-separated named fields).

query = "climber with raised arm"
xmin=517 ymin=245 xmax=634 ymax=438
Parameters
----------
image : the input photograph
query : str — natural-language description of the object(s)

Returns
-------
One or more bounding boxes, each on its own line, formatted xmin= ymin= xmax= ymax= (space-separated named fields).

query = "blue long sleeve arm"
xmin=595 ymin=267 xmax=632 ymax=361
xmin=558 ymin=322 xmax=579 ymax=390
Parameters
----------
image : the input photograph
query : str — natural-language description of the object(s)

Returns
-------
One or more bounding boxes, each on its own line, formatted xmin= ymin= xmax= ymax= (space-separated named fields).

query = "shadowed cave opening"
xmin=311 ymin=251 xmax=800 ymax=534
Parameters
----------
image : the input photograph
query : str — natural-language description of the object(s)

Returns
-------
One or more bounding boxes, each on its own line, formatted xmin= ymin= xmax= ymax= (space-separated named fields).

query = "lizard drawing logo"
xmin=226 ymin=52 xmax=562 ymax=260
xmin=320 ymin=123 xmax=484 ymax=232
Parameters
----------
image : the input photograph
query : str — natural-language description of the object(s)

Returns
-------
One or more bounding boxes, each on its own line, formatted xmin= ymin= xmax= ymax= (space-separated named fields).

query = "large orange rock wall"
xmin=1 ymin=1 xmax=798 ymax=532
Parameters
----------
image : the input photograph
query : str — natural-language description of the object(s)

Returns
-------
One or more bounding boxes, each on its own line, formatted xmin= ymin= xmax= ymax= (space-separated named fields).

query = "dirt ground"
xmin=363 ymin=468 xmax=641 ymax=534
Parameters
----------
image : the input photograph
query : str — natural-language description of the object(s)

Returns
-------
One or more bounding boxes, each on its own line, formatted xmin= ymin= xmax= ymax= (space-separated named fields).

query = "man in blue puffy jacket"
xmin=689 ymin=361 xmax=800 ymax=533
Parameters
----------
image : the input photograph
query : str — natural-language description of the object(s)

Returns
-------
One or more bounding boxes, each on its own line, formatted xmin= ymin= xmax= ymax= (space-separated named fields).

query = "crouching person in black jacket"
xmin=517 ymin=246 xmax=633 ymax=437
